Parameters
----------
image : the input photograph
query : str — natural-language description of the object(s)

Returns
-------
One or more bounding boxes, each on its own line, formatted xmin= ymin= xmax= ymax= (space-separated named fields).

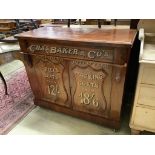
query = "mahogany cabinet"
xmin=16 ymin=27 xmax=137 ymax=129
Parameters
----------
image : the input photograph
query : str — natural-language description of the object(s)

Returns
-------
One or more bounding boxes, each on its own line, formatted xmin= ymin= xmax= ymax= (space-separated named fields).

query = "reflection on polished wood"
xmin=16 ymin=27 xmax=137 ymax=129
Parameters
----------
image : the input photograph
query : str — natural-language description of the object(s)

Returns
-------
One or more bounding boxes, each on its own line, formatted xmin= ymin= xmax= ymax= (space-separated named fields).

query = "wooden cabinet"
xmin=130 ymin=64 xmax=155 ymax=134
xmin=130 ymin=20 xmax=155 ymax=134
xmin=16 ymin=27 xmax=137 ymax=129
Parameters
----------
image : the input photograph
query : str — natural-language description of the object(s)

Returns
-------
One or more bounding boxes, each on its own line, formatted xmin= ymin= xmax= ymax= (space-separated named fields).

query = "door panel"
xmin=69 ymin=60 xmax=112 ymax=117
xmin=32 ymin=55 xmax=71 ymax=107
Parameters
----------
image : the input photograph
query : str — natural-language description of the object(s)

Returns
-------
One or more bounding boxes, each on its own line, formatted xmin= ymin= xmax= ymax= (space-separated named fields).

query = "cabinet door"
xmin=32 ymin=55 xmax=71 ymax=107
xmin=69 ymin=60 xmax=112 ymax=117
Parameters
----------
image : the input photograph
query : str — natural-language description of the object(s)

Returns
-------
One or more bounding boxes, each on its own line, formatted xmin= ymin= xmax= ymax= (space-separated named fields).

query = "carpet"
xmin=0 ymin=60 xmax=35 ymax=135
xmin=0 ymin=95 xmax=35 ymax=135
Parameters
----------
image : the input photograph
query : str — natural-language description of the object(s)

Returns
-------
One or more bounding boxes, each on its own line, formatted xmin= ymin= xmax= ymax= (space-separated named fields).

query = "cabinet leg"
xmin=113 ymin=129 xmax=119 ymax=133
xmin=131 ymin=129 xmax=141 ymax=135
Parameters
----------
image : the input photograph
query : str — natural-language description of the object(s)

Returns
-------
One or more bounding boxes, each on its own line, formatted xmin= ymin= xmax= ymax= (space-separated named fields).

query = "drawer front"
xmin=141 ymin=65 xmax=155 ymax=85
xmin=25 ymin=41 xmax=114 ymax=63
xmin=138 ymin=84 xmax=155 ymax=107
xmin=19 ymin=39 xmax=129 ymax=65
xmin=133 ymin=107 xmax=155 ymax=130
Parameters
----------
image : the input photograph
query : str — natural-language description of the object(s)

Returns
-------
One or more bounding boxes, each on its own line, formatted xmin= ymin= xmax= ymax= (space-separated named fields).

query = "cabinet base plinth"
xmin=34 ymin=99 xmax=120 ymax=129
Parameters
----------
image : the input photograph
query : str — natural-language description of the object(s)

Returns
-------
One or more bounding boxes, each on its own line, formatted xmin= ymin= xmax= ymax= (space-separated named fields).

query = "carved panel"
xmin=32 ymin=55 xmax=71 ymax=107
xmin=69 ymin=60 xmax=112 ymax=117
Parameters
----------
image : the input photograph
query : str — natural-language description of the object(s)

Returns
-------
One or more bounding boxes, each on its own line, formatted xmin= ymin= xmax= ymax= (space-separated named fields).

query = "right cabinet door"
xmin=69 ymin=60 xmax=113 ymax=118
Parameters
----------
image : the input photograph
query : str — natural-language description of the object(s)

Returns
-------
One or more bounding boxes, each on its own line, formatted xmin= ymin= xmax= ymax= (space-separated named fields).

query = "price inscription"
xmin=79 ymin=92 xmax=99 ymax=107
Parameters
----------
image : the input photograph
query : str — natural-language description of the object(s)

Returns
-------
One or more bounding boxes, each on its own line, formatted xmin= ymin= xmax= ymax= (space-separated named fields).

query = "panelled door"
xmin=32 ymin=55 xmax=71 ymax=107
xmin=69 ymin=60 xmax=113 ymax=117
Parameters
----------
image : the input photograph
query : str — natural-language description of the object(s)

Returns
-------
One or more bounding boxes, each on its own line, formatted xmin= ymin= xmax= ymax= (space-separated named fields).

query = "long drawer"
xmin=141 ymin=64 xmax=155 ymax=85
xmin=138 ymin=84 xmax=155 ymax=107
xmin=133 ymin=107 xmax=155 ymax=130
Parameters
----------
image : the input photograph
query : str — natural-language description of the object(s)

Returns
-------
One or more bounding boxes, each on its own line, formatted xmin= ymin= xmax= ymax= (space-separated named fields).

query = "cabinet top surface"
xmin=16 ymin=27 xmax=137 ymax=47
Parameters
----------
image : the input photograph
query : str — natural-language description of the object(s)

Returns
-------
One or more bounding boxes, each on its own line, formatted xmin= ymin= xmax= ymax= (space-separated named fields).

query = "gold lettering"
xmin=79 ymin=81 xmax=99 ymax=88
xmin=35 ymin=45 xmax=40 ymax=50
xmin=44 ymin=67 xmax=59 ymax=79
xmin=50 ymin=47 xmax=56 ymax=53
xmin=45 ymin=67 xmax=58 ymax=73
xmin=68 ymin=48 xmax=73 ymax=54
xmin=88 ymin=51 xmax=96 ymax=58
xmin=62 ymin=48 xmax=68 ymax=54
xmin=104 ymin=51 xmax=109 ymax=57
xmin=28 ymin=44 xmax=112 ymax=58
xmin=97 ymin=51 xmax=102 ymax=57
xmin=92 ymin=98 xmax=99 ymax=107
xmin=28 ymin=45 xmax=113 ymax=60
xmin=75 ymin=72 xmax=104 ymax=80
xmin=45 ymin=74 xmax=57 ymax=79
xmin=48 ymin=84 xmax=60 ymax=96
xmin=57 ymin=48 xmax=61 ymax=53
xmin=45 ymin=46 xmax=49 ymax=52
xmin=79 ymin=92 xmax=99 ymax=107
xmin=73 ymin=49 xmax=78 ymax=55
xmin=28 ymin=45 xmax=36 ymax=52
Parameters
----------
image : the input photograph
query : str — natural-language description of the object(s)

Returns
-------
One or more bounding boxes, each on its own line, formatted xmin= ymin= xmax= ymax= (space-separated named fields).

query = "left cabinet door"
xmin=32 ymin=55 xmax=72 ymax=107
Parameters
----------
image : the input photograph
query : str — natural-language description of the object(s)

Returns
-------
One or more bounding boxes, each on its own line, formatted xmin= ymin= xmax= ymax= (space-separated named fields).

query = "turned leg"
xmin=131 ymin=129 xmax=141 ymax=135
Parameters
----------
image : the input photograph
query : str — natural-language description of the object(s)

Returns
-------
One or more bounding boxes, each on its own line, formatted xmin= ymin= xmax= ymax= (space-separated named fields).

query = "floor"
xmin=8 ymin=106 xmax=131 ymax=135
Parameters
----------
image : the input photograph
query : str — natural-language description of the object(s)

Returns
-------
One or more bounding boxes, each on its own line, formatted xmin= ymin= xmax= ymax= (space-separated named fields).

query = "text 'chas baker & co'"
xmin=28 ymin=44 xmax=113 ymax=59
